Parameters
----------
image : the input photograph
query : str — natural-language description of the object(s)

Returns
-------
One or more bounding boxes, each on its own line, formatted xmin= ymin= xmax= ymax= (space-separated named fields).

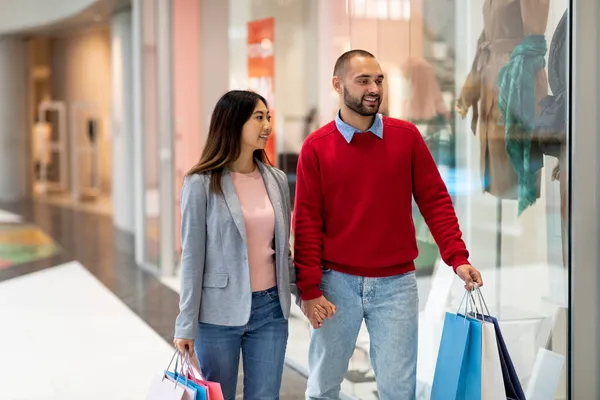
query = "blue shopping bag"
xmin=431 ymin=312 xmax=471 ymax=400
xmin=432 ymin=312 xmax=485 ymax=400
xmin=460 ymin=315 xmax=483 ymax=400
xmin=166 ymin=371 xmax=208 ymax=400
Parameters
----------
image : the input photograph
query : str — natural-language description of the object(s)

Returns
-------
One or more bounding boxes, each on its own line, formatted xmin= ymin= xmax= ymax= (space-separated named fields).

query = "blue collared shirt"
xmin=335 ymin=110 xmax=384 ymax=143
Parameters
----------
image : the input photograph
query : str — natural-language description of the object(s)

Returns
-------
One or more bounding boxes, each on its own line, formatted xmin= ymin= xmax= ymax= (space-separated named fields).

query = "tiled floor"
xmin=0 ymin=200 xmax=308 ymax=400
xmin=0 ymin=261 xmax=176 ymax=399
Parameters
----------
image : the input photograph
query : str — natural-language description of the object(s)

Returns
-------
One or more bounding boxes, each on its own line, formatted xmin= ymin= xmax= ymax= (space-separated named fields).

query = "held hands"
xmin=301 ymin=295 xmax=336 ymax=329
xmin=173 ymin=338 xmax=201 ymax=372
xmin=455 ymin=264 xmax=484 ymax=291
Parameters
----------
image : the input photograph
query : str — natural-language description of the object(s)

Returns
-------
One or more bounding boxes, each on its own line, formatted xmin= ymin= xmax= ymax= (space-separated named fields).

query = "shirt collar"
xmin=335 ymin=110 xmax=384 ymax=143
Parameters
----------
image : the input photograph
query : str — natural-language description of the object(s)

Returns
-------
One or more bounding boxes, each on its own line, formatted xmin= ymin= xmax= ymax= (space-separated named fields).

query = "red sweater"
xmin=293 ymin=117 xmax=470 ymax=300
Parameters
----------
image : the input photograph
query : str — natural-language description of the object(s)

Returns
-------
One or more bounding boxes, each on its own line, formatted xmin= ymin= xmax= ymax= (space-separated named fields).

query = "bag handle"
xmin=455 ymin=283 xmax=489 ymax=323
xmin=173 ymin=350 xmax=192 ymax=387
xmin=178 ymin=349 xmax=205 ymax=382
xmin=162 ymin=348 xmax=188 ymax=389
xmin=472 ymin=283 xmax=491 ymax=317
xmin=456 ymin=287 xmax=483 ymax=323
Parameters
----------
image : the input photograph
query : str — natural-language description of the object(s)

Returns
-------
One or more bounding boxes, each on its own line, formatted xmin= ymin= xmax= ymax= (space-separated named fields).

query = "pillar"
xmin=110 ymin=8 xmax=134 ymax=232
xmin=0 ymin=36 xmax=28 ymax=202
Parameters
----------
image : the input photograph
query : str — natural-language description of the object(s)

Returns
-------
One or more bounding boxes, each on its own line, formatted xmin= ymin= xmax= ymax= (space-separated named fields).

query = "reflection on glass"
xmin=422 ymin=1 xmax=569 ymax=399
xmin=226 ymin=0 xmax=569 ymax=398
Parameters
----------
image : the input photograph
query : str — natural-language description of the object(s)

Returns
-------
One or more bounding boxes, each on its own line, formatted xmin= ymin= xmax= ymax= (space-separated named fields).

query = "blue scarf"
xmin=497 ymin=34 xmax=547 ymax=215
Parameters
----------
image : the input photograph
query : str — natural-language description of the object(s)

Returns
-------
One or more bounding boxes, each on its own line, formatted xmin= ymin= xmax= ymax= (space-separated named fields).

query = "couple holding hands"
xmin=173 ymin=50 xmax=483 ymax=400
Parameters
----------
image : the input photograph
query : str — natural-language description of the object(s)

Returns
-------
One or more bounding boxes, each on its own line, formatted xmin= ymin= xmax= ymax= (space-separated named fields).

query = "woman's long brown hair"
xmin=186 ymin=90 xmax=272 ymax=193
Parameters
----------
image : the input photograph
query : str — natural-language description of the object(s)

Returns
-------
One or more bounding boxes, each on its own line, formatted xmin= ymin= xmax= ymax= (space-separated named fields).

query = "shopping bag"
xmin=481 ymin=320 xmax=506 ymax=400
xmin=460 ymin=315 xmax=483 ymax=400
xmin=171 ymin=350 xmax=224 ymax=400
xmin=146 ymin=374 xmax=187 ymax=400
xmin=147 ymin=350 xmax=197 ymax=400
xmin=183 ymin=360 xmax=225 ymax=400
xmin=166 ymin=371 xmax=208 ymax=400
xmin=167 ymin=352 xmax=210 ymax=400
xmin=430 ymin=312 xmax=471 ymax=400
xmin=479 ymin=314 xmax=526 ymax=400
xmin=471 ymin=284 xmax=524 ymax=400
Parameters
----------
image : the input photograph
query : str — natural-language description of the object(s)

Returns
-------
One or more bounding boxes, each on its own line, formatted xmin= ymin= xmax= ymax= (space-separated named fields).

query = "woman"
xmin=173 ymin=90 xmax=297 ymax=399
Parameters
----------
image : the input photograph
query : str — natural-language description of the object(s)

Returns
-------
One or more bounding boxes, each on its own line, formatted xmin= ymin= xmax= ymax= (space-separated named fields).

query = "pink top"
xmin=231 ymin=168 xmax=277 ymax=291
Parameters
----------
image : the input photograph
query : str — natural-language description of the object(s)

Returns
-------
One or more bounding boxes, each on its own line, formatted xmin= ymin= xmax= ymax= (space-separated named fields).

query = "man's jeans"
xmin=195 ymin=286 xmax=289 ymax=400
xmin=306 ymin=269 xmax=419 ymax=400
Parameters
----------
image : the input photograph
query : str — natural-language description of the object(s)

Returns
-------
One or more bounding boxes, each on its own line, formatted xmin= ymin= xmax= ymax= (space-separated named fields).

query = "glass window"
xmin=228 ymin=0 xmax=570 ymax=398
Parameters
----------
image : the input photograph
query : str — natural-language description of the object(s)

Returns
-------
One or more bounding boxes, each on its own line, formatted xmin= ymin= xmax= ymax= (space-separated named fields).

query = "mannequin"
xmin=456 ymin=0 xmax=550 ymax=213
xmin=532 ymin=9 xmax=568 ymax=267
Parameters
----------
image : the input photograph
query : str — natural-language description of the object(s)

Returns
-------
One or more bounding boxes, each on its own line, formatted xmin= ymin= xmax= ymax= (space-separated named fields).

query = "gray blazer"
xmin=174 ymin=161 xmax=297 ymax=339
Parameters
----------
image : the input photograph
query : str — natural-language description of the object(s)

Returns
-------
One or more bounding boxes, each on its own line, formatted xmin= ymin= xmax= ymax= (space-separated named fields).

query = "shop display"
xmin=455 ymin=0 xmax=550 ymax=277
xmin=456 ymin=0 xmax=550 ymax=209
xmin=497 ymin=31 xmax=548 ymax=215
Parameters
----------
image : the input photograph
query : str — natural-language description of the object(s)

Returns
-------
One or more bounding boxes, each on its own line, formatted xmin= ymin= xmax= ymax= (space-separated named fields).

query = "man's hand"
xmin=456 ymin=264 xmax=483 ymax=290
xmin=301 ymin=295 xmax=336 ymax=329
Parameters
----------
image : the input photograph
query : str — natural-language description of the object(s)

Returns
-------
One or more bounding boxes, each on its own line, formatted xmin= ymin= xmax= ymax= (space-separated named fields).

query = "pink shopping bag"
xmin=185 ymin=363 xmax=224 ymax=400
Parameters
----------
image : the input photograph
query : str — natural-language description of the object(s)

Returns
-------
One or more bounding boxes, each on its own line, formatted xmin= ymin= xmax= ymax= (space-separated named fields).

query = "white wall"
xmin=51 ymin=28 xmax=112 ymax=194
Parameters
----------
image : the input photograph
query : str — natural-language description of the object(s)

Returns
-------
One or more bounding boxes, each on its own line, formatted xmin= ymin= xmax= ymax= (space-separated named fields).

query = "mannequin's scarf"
xmin=498 ymin=34 xmax=547 ymax=215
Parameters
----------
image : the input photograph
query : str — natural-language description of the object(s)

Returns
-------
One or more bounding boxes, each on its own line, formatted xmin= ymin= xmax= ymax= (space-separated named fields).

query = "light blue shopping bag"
xmin=459 ymin=315 xmax=483 ymax=400
xmin=431 ymin=312 xmax=471 ymax=399
xmin=166 ymin=371 xmax=208 ymax=400
xmin=166 ymin=350 xmax=209 ymax=400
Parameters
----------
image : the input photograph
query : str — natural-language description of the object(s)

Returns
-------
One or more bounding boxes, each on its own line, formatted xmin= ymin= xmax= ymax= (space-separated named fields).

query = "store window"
xmin=228 ymin=0 xmax=570 ymax=398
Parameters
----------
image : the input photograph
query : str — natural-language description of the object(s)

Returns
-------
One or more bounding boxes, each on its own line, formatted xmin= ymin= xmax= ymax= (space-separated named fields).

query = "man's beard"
xmin=343 ymin=87 xmax=381 ymax=116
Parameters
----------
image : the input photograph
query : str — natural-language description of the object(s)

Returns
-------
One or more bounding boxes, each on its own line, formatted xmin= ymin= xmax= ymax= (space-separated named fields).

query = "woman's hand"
xmin=173 ymin=338 xmax=200 ymax=372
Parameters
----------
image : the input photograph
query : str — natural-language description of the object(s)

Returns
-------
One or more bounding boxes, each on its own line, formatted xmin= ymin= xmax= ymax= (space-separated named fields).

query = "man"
xmin=293 ymin=49 xmax=483 ymax=400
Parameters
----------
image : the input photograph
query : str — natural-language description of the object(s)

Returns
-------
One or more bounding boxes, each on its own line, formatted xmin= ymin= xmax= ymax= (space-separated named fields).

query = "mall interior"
xmin=0 ymin=0 xmax=597 ymax=399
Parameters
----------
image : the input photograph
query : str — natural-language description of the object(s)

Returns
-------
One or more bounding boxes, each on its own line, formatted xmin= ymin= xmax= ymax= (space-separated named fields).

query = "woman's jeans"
xmin=195 ymin=286 xmax=289 ymax=400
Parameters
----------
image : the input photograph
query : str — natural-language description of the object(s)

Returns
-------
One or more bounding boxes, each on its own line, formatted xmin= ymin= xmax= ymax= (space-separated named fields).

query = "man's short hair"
xmin=333 ymin=49 xmax=376 ymax=77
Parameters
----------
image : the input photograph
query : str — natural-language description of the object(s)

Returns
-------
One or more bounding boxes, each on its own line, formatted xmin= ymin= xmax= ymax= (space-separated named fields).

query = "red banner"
xmin=247 ymin=17 xmax=276 ymax=165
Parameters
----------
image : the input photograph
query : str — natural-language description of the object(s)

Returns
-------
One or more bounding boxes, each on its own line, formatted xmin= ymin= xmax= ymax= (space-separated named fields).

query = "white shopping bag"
xmin=147 ymin=374 xmax=189 ymax=400
xmin=146 ymin=350 xmax=197 ymax=400
xmin=481 ymin=321 xmax=506 ymax=400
